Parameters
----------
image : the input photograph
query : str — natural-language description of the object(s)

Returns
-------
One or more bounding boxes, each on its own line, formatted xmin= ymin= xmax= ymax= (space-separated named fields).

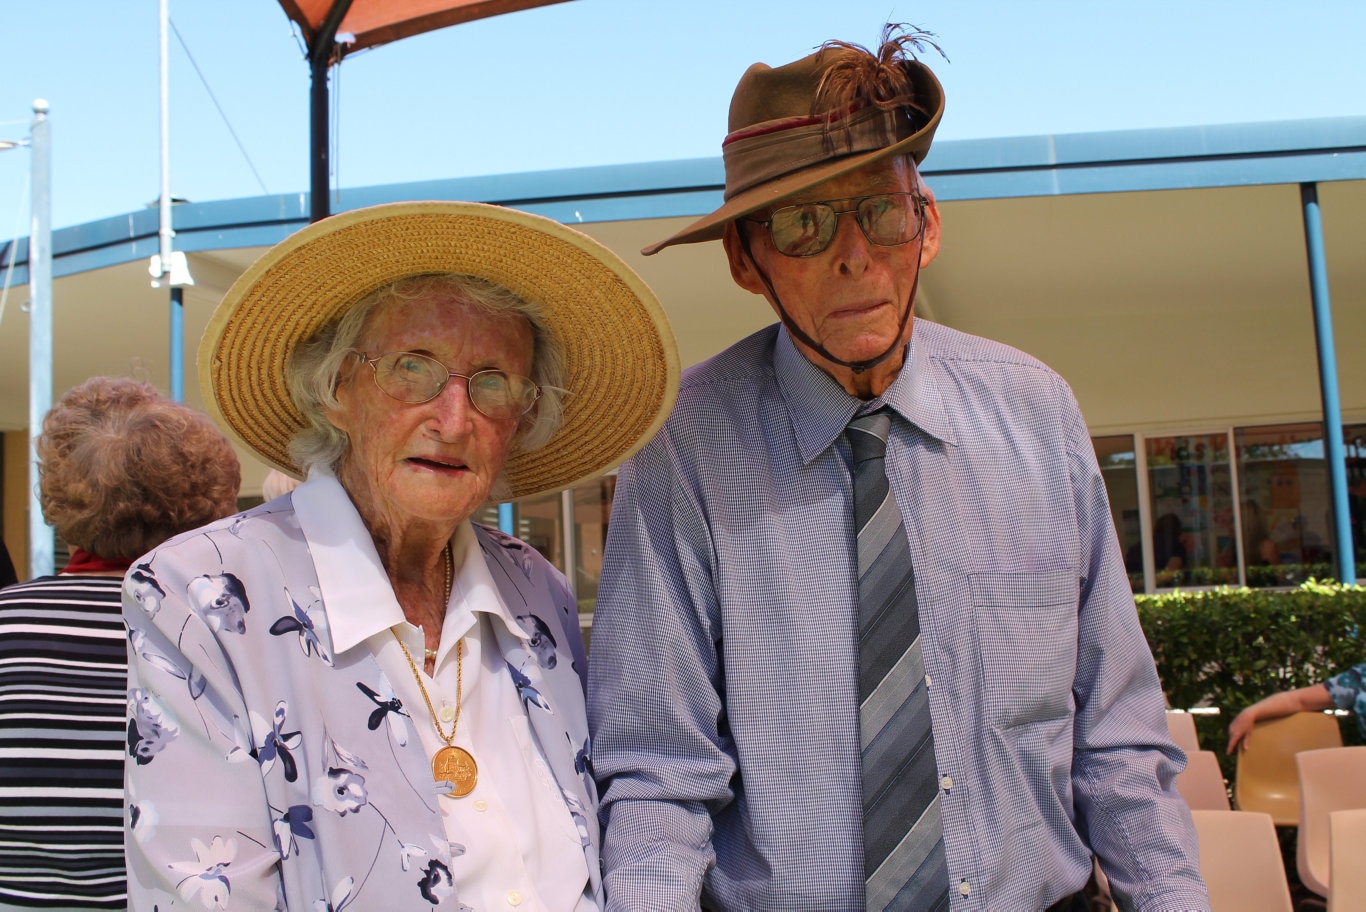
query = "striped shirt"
xmin=0 ymin=575 xmax=127 ymax=910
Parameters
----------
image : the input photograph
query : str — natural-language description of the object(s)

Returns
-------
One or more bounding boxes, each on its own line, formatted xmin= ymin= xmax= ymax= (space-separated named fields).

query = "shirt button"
xmin=439 ymin=704 xmax=455 ymax=723
xmin=925 ymin=673 xmax=933 ymax=688
xmin=940 ymin=775 xmax=953 ymax=791
xmin=958 ymin=881 xmax=971 ymax=897
xmin=507 ymin=890 xmax=524 ymax=906
xmin=473 ymin=799 xmax=488 ymax=812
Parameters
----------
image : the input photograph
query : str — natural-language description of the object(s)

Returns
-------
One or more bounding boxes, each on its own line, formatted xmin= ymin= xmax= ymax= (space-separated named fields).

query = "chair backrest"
xmin=1191 ymin=810 xmax=1294 ymax=912
xmin=1167 ymin=710 xmax=1201 ymax=754
xmin=1296 ymin=746 xmax=1366 ymax=898
xmin=1177 ymin=750 xmax=1231 ymax=811
xmin=1328 ymin=807 xmax=1366 ymax=912
xmin=1232 ymin=711 xmax=1343 ymax=826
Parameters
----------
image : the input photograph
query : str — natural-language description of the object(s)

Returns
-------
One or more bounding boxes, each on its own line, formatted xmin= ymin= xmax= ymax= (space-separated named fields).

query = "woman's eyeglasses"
xmin=354 ymin=351 xmax=540 ymax=420
xmin=745 ymin=192 xmax=929 ymax=258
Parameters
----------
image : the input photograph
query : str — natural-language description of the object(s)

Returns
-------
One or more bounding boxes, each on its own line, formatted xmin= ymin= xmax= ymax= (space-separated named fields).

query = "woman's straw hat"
xmin=199 ymin=201 xmax=679 ymax=500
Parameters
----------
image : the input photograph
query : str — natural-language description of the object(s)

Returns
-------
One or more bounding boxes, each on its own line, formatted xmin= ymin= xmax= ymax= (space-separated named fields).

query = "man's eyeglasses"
xmin=746 ymin=192 xmax=929 ymax=258
xmin=354 ymin=351 xmax=541 ymax=420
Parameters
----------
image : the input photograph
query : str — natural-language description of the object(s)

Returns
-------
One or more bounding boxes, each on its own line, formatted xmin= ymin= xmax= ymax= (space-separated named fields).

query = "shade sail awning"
xmin=277 ymin=0 xmax=571 ymax=57
xmin=275 ymin=0 xmax=572 ymax=221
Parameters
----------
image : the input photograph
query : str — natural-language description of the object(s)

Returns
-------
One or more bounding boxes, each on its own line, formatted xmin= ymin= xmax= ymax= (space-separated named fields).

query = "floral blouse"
xmin=1326 ymin=660 xmax=1366 ymax=741
xmin=122 ymin=486 xmax=600 ymax=911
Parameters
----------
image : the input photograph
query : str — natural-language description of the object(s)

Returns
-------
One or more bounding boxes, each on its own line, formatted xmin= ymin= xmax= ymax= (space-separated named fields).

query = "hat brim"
xmin=199 ymin=201 xmax=679 ymax=501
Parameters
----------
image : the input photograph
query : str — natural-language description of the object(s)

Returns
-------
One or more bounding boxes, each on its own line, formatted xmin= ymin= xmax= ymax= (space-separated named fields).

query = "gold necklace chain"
xmin=394 ymin=636 xmax=464 ymax=743
xmin=393 ymin=543 xmax=459 ymax=740
xmin=391 ymin=543 xmax=477 ymax=797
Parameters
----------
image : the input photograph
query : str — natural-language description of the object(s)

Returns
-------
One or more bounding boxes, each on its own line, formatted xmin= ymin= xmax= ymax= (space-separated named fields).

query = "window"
xmin=1348 ymin=424 xmax=1366 ymax=578
xmin=1093 ymin=435 xmax=1141 ymax=593
xmin=1143 ymin=433 xmax=1238 ymax=589
xmin=1236 ymin=424 xmax=1335 ymax=587
xmin=511 ymin=491 xmax=565 ymax=572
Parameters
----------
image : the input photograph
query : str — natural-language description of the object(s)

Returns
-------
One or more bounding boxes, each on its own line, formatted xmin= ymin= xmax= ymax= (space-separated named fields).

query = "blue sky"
xmin=2 ymin=0 xmax=1364 ymax=236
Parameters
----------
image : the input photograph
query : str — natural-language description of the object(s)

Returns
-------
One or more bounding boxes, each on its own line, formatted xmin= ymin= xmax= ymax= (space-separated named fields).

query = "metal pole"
xmin=309 ymin=0 xmax=353 ymax=223
xmin=560 ymin=488 xmax=577 ymax=597
xmin=1300 ymin=182 xmax=1355 ymax=585
xmin=28 ymin=100 xmax=52 ymax=579
xmin=159 ymin=0 xmax=183 ymax=401
xmin=309 ymin=42 xmax=331 ymax=223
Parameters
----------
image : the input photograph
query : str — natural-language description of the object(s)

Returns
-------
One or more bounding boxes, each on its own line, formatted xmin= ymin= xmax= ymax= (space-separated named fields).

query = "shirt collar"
xmin=775 ymin=322 xmax=958 ymax=466
xmin=441 ymin=521 xmax=529 ymax=657
xmin=293 ymin=467 xmax=528 ymax=658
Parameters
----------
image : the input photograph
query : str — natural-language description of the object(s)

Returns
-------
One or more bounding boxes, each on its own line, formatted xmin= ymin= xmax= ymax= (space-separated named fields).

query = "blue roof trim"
xmin=6 ymin=116 xmax=1364 ymax=283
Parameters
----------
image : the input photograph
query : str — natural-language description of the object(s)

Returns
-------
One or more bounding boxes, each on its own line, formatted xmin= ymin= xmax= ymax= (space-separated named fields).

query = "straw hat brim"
xmin=199 ymin=201 xmax=679 ymax=501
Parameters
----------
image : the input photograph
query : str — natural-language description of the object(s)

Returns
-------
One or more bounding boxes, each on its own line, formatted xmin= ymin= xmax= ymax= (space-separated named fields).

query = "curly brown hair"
xmin=37 ymin=377 xmax=241 ymax=560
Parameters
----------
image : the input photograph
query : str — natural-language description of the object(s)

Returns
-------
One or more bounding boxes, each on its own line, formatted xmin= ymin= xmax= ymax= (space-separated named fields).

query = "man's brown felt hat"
xmin=643 ymin=46 xmax=944 ymax=256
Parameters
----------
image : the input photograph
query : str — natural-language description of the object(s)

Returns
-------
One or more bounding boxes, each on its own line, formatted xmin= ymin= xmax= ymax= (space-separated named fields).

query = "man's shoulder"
xmin=661 ymin=324 xmax=782 ymax=424
xmin=678 ymin=323 xmax=781 ymax=393
xmin=915 ymin=318 xmax=1057 ymax=376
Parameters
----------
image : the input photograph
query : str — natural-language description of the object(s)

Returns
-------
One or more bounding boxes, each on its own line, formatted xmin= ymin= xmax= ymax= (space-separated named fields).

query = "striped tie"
xmin=848 ymin=409 xmax=950 ymax=912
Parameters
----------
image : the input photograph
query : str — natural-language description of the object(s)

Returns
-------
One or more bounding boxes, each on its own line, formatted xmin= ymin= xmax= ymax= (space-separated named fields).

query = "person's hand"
xmin=1226 ymin=706 xmax=1259 ymax=755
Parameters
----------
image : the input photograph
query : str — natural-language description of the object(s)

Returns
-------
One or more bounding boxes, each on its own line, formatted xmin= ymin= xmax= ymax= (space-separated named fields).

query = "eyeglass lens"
xmin=367 ymin=351 xmax=539 ymax=419
xmin=768 ymin=193 xmax=923 ymax=257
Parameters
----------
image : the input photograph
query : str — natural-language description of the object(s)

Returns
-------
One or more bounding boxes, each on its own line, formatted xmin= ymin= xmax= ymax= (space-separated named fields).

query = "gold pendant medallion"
xmin=432 ymin=745 xmax=478 ymax=797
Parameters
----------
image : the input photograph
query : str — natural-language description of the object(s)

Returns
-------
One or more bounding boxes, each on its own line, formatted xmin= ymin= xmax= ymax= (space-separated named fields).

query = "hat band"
xmin=721 ymin=105 xmax=917 ymax=201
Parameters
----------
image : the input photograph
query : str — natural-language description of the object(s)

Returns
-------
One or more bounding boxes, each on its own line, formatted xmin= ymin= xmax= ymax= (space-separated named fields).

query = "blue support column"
xmin=498 ymin=502 xmax=514 ymax=536
xmin=1300 ymin=182 xmax=1355 ymax=585
xmin=169 ymin=286 xmax=184 ymax=401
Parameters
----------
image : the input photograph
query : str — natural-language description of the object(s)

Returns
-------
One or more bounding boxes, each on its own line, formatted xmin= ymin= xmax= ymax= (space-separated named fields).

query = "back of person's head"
xmin=37 ymin=376 xmax=242 ymax=561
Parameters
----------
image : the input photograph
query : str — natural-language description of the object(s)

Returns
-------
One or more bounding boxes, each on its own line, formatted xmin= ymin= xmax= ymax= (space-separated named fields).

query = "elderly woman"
xmin=0 ymin=376 xmax=239 ymax=910
xmin=122 ymin=202 xmax=676 ymax=911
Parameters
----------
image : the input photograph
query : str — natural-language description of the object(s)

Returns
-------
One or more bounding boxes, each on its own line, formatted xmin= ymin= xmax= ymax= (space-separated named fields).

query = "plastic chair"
xmin=1167 ymin=710 xmax=1201 ymax=755
xmin=1296 ymin=746 xmax=1366 ymax=898
xmin=1328 ymin=807 xmax=1366 ymax=912
xmin=1190 ymin=810 xmax=1294 ymax=912
xmin=1232 ymin=711 xmax=1342 ymax=826
xmin=1176 ymin=750 xmax=1231 ymax=811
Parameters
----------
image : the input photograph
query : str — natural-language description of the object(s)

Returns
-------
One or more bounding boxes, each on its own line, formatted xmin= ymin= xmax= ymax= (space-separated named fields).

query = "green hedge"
xmin=1136 ymin=580 xmax=1366 ymax=782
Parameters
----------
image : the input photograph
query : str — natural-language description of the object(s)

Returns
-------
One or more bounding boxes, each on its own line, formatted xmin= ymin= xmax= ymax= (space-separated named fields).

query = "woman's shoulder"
xmin=143 ymin=500 xmax=303 ymax=561
xmin=471 ymin=522 xmax=553 ymax=573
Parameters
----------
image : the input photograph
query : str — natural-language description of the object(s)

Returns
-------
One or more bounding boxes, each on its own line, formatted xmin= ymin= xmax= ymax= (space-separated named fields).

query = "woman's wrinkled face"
xmin=327 ymin=290 xmax=534 ymax=535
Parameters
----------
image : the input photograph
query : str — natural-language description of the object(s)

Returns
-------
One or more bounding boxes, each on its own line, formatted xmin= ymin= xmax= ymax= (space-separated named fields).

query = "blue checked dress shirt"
xmin=588 ymin=320 xmax=1209 ymax=912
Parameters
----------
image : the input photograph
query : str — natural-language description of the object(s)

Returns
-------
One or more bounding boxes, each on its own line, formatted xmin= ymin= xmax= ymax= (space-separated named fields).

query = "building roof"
xmin=2 ymin=115 xmax=1364 ymax=491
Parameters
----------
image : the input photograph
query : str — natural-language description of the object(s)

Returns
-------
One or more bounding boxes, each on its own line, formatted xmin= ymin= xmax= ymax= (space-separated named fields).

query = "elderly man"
xmin=587 ymin=25 xmax=1209 ymax=912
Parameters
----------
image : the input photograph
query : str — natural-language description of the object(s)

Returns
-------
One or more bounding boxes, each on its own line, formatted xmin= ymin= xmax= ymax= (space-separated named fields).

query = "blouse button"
xmin=507 ymin=890 xmax=524 ymax=906
xmin=439 ymin=704 xmax=456 ymax=723
xmin=925 ymin=673 xmax=933 ymax=688
xmin=940 ymin=775 xmax=953 ymax=791
xmin=473 ymin=799 xmax=488 ymax=812
xmin=958 ymin=881 xmax=972 ymax=897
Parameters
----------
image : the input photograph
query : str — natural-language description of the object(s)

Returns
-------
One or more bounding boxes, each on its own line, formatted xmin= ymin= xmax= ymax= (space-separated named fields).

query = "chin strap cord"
xmin=736 ymin=227 xmax=921 ymax=375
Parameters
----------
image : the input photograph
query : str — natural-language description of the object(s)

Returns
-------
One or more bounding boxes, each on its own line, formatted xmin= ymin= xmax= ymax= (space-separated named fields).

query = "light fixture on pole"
xmin=1 ymin=100 xmax=54 ymax=579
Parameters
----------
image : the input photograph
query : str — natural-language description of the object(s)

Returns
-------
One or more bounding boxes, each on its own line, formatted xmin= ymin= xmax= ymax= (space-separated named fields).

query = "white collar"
xmin=293 ymin=468 xmax=526 ymax=656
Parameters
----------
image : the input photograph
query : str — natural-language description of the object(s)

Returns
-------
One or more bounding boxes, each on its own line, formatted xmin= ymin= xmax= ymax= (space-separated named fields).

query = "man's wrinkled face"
xmin=724 ymin=155 xmax=941 ymax=393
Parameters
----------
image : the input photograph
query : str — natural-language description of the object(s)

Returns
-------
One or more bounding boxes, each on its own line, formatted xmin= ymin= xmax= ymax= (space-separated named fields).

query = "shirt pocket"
xmin=969 ymin=570 xmax=1079 ymax=730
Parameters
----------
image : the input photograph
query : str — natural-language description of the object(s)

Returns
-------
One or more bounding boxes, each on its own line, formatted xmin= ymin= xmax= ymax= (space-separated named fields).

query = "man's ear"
xmin=723 ymin=222 xmax=769 ymax=296
xmin=918 ymin=184 xmax=943 ymax=269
